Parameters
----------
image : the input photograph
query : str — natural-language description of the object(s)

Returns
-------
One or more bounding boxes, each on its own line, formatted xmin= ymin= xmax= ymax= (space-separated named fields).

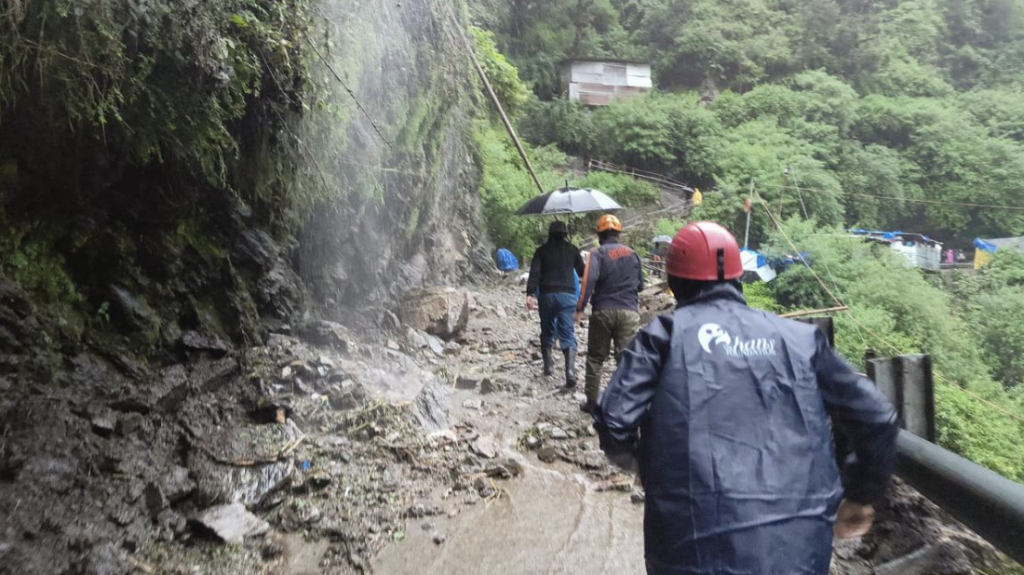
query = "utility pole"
xmin=463 ymin=32 xmax=546 ymax=196
xmin=744 ymin=178 xmax=754 ymax=249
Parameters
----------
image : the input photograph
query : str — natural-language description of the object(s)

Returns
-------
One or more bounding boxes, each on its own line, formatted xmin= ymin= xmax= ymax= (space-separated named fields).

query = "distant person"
xmin=594 ymin=221 xmax=898 ymax=575
xmin=575 ymin=214 xmax=644 ymax=413
xmin=651 ymin=240 xmax=670 ymax=278
xmin=526 ymin=221 xmax=586 ymax=386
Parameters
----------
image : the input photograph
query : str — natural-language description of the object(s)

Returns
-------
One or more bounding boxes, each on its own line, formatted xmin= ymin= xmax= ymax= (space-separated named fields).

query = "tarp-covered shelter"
xmin=974 ymin=236 xmax=1024 ymax=269
xmin=850 ymin=229 xmax=943 ymax=272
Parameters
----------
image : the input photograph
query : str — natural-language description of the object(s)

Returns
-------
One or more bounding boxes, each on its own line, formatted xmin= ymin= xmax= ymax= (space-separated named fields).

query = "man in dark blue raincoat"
xmin=594 ymin=221 xmax=898 ymax=575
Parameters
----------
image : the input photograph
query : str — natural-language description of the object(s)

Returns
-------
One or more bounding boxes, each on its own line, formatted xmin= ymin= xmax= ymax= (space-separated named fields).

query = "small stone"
xmin=433 ymin=533 xmax=447 ymax=545
xmin=422 ymin=522 xmax=434 ymax=531
xmin=387 ymin=339 xmax=401 ymax=351
xmin=115 ymin=413 xmax=144 ymax=437
xmin=536 ymin=423 xmax=553 ymax=433
xmin=473 ymin=476 xmax=496 ymax=498
xmin=282 ymin=366 xmax=293 ymax=378
xmin=425 ymin=335 xmax=446 ymax=357
xmin=630 ymin=491 xmax=645 ymax=504
xmin=91 ymin=413 xmax=116 ymax=437
xmin=406 ymin=329 xmax=431 ymax=349
xmin=549 ymin=427 xmax=569 ymax=440
xmin=525 ymin=435 xmax=540 ymax=449
xmin=318 ymin=355 xmax=336 ymax=369
xmin=145 ymin=483 xmax=167 ymax=516
xmin=485 ymin=458 xmax=524 ymax=479
xmin=462 ymin=399 xmax=483 ymax=411
xmin=195 ymin=503 xmax=270 ymax=545
xmin=471 ymin=435 xmax=498 ymax=459
xmin=456 ymin=375 xmax=483 ymax=390
xmin=537 ymin=446 xmax=558 ymax=464
xmin=480 ymin=378 xmax=499 ymax=394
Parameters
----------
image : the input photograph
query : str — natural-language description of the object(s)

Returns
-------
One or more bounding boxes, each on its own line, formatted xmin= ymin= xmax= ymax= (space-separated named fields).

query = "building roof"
xmin=849 ymin=229 xmax=941 ymax=246
xmin=984 ymin=237 xmax=1024 ymax=251
xmin=561 ymin=58 xmax=651 ymax=66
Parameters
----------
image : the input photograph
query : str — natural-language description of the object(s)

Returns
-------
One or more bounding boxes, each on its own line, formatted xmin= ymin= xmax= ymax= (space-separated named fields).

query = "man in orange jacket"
xmin=576 ymin=214 xmax=644 ymax=413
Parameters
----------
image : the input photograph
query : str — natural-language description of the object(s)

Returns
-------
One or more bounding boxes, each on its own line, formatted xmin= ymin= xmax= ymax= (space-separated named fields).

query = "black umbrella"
xmin=516 ymin=185 xmax=623 ymax=216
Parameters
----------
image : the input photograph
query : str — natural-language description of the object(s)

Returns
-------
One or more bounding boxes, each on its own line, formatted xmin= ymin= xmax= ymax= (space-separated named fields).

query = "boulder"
xmin=179 ymin=330 xmax=230 ymax=357
xmin=299 ymin=320 xmax=352 ymax=352
xmin=398 ymin=288 xmax=471 ymax=340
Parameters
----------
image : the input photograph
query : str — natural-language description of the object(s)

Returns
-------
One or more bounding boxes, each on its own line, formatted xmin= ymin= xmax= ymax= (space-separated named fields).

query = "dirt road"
xmin=372 ymin=283 xmax=1013 ymax=575
xmin=373 ymin=283 xmax=646 ymax=574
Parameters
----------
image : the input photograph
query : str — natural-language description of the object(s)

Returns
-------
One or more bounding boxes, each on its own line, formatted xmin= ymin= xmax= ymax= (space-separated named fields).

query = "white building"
xmin=561 ymin=60 xmax=652 ymax=106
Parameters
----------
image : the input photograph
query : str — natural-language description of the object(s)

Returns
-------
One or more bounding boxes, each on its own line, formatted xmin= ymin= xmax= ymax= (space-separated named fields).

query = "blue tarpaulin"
xmin=495 ymin=248 xmax=519 ymax=271
xmin=973 ymin=238 xmax=998 ymax=253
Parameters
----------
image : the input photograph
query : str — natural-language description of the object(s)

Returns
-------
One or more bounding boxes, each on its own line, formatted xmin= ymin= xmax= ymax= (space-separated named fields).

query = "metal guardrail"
xmin=796 ymin=317 xmax=1024 ymax=564
xmin=896 ymin=430 xmax=1024 ymax=565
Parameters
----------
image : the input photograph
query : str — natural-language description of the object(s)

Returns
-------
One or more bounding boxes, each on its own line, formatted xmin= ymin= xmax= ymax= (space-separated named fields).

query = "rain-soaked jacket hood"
xmin=594 ymin=282 xmax=897 ymax=575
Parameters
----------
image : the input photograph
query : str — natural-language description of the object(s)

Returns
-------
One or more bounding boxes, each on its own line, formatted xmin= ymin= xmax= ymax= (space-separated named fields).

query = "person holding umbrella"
xmin=518 ymin=184 xmax=625 ymax=385
xmin=526 ymin=221 xmax=586 ymax=385
xmin=575 ymin=214 xmax=644 ymax=413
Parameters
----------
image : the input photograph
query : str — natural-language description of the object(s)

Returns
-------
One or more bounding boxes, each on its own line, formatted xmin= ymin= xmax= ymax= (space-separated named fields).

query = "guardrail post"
xmin=796 ymin=316 xmax=834 ymax=347
xmin=868 ymin=354 xmax=936 ymax=442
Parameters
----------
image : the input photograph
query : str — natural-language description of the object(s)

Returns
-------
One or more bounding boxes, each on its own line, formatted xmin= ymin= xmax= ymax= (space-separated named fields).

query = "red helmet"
xmin=666 ymin=221 xmax=744 ymax=281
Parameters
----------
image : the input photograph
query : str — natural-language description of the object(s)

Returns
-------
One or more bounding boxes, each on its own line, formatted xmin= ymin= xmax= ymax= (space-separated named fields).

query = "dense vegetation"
xmin=474 ymin=0 xmax=1024 ymax=246
xmin=469 ymin=0 xmax=1024 ymax=480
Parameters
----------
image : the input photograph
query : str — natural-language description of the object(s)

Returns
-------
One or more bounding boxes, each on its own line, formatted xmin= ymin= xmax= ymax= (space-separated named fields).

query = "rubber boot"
xmin=541 ymin=346 xmax=554 ymax=377
xmin=563 ymin=347 xmax=578 ymax=388
xmin=579 ymin=399 xmax=597 ymax=414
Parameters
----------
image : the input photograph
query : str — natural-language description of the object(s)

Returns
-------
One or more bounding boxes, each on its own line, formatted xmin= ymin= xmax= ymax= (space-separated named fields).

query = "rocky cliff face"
xmin=293 ymin=0 xmax=492 ymax=316
xmin=0 ymin=1 xmax=492 ymax=572
xmin=0 ymin=0 xmax=489 ymax=357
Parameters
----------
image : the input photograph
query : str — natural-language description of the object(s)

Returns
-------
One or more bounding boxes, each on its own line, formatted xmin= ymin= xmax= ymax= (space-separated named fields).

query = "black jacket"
xmin=595 ymin=283 xmax=898 ymax=574
xmin=526 ymin=239 xmax=586 ymax=296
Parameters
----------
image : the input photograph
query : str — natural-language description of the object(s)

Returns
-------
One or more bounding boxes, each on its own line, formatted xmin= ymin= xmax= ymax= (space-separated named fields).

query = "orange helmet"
xmin=596 ymin=214 xmax=623 ymax=233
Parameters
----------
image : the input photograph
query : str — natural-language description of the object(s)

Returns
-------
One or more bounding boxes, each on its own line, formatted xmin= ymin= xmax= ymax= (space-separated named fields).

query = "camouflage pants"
xmin=584 ymin=309 xmax=641 ymax=403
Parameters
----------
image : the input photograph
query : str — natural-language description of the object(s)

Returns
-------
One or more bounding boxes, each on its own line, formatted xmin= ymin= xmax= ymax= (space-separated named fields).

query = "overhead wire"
xmin=753 ymin=188 xmax=1024 ymax=426
xmin=754 ymin=182 xmax=1024 ymax=212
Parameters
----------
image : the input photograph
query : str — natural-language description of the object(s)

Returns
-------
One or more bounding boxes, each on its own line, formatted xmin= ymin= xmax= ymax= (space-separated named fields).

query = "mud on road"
xmin=1 ymin=280 xmax=1017 ymax=574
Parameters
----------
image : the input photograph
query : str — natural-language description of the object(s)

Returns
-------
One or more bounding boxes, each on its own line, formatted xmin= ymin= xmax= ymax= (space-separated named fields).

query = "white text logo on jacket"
xmin=698 ymin=323 xmax=777 ymax=357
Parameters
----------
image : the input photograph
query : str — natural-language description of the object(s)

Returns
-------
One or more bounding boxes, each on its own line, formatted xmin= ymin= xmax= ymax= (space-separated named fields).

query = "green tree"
xmin=472 ymin=26 xmax=530 ymax=119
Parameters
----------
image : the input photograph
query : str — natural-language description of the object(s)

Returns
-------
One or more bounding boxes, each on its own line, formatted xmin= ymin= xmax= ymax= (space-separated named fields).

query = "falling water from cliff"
xmin=292 ymin=0 xmax=489 ymax=319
